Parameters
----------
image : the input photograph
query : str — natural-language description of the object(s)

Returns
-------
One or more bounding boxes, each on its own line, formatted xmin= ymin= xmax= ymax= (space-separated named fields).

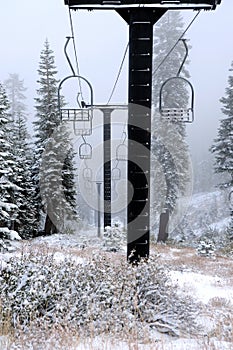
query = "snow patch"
xmin=9 ymin=230 xmax=21 ymax=241
xmin=0 ymin=336 xmax=9 ymax=349
xmin=169 ymin=270 xmax=233 ymax=304
xmin=0 ymin=228 xmax=21 ymax=240
xmin=0 ymin=259 xmax=8 ymax=270
xmin=210 ymin=217 xmax=231 ymax=232
xmin=53 ymin=251 xmax=85 ymax=265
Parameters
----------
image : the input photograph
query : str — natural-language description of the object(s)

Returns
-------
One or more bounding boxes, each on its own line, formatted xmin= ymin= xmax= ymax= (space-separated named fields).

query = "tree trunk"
xmin=157 ymin=210 xmax=169 ymax=243
xmin=44 ymin=214 xmax=58 ymax=235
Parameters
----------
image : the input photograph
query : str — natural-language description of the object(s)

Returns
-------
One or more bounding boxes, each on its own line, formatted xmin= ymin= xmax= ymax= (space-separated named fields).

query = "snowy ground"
xmin=0 ymin=231 xmax=232 ymax=349
xmin=0 ymin=191 xmax=232 ymax=349
xmin=181 ymin=190 xmax=230 ymax=236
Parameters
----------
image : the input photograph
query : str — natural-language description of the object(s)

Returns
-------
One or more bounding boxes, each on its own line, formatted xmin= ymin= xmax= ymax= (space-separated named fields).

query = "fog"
xmin=0 ymin=0 xmax=232 ymax=159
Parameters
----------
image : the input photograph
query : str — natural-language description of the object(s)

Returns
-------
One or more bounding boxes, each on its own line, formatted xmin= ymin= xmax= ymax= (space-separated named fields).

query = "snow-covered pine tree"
xmin=151 ymin=12 xmax=191 ymax=238
xmin=4 ymin=74 xmax=37 ymax=238
xmin=62 ymin=146 xmax=78 ymax=220
xmin=33 ymin=39 xmax=78 ymax=235
xmin=197 ymin=237 xmax=215 ymax=257
xmin=4 ymin=73 xmax=27 ymax=119
xmin=39 ymin=123 xmax=79 ymax=234
xmin=192 ymin=153 xmax=217 ymax=194
xmin=211 ymin=61 xmax=233 ymax=233
xmin=152 ymin=12 xmax=190 ymax=111
xmin=211 ymin=61 xmax=233 ymax=189
xmin=0 ymin=83 xmax=19 ymax=240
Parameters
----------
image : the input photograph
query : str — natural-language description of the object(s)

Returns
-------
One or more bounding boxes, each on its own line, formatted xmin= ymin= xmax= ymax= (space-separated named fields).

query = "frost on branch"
xmin=0 ymin=251 xmax=199 ymax=338
xmin=197 ymin=238 xmax=215 ymax=257
xmin=103 ymin=223 xmax=126 ymax=252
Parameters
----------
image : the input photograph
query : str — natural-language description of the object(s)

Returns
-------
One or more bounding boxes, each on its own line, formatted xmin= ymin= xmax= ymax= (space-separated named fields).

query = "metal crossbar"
xmin=60 ymin=108 xmax=93 ymax=135
xmin=65 ymin=0 xmax=221 ymax=10
xmin=160 ymin=107 xmax=194 ymax=122
xmin=60 ymin=108 xmax=91 ymax=121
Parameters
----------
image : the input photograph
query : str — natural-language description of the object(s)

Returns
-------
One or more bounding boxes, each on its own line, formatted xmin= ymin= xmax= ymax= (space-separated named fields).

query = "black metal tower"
xmin=117 ymin=8 xmax=166 ymax=262
xmin=64 ymin=0 xmax=222 ymax=263
xmin=98 ymin=105 xmax=127 ymax=229
xmin=101 ymin=107 xmax=114 ymax=228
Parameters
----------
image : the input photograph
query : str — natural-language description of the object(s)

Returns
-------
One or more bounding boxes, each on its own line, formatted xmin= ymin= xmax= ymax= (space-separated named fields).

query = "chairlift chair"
xmin=79 ymin=142 xmax=92 ymax=159
xmin=112 ymin=166 xmax=121 ymax=181
xmin=58 ymin=37 xmax=94 ymax=135
xmin=116 ymin=143 xmax=128 ymax=161
xmin=159 ymin=39 xmax=194 ymax=123
xmin=116 ymin=131 xmax=128 ymax=161
xmin=58 ymin=75 xmax=94 ymax=135
xmin=159 ymin=76 xmax=194 ymax=123
xmin=83 ymin=167 xmax=93 ymax=180
xmin=84 ymin=180 xmax=93 ymax=191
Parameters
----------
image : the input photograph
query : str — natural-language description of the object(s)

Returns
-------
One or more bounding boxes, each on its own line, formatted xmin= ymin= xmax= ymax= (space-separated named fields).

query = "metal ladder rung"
xmin=131 ymin=68 xmax=150 ymax=72
xmin=132 ymin=53 xmax=150 ymax=56
xmin=135 ymin=38 xmax=151 ymax=41
xmin=135 ymin=240 xmax=148 ymax=246
xmin=132 ymin=21 xmax=151 ymax=24
xmin=138 ymin=213 xmax=149 ymax=217
xmin=135 ymin=227 xmax=148 ymax=232
xmin=131 ymin=170 xmax=149 ymax=175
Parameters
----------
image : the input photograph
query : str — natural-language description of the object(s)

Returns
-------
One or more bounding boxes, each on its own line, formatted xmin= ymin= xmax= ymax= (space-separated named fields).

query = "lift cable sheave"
xmin=65 ymin=0 xmax=221 ymax=11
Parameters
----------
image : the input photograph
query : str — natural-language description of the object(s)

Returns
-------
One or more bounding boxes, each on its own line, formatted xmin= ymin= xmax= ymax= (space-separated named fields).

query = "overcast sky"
xmin=0 ymin=0 xmax=232 ymax=156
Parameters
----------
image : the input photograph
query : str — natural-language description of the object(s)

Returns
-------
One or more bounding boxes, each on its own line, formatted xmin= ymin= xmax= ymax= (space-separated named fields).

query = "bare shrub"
xmin=0 ymin=250 xmax=199 ymax=340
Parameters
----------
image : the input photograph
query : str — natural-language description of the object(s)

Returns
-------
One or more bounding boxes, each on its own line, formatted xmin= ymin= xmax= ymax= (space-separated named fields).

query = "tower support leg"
xmin=117 ymin=8 xmax=166 ymax=262
xmin=101 ymin=108 xmax=114 ymax=229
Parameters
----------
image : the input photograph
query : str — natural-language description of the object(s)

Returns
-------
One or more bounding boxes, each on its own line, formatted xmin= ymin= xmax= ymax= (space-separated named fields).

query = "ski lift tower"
xmin=65 ymin=0 xmax=221 ymax=263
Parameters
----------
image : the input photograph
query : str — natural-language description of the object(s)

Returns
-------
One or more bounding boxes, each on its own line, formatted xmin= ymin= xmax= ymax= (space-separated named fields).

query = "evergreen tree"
xmin=33 ymin=40 xmax=78 ymax=235
xmin=11 ymin=117 xmax=37 ymax=237
xmin=0 ymin=83 xmax=19 ymax=239
xmin=211 ymin=61 xmax=233 ymax=189
xmin=62 ymin=147 xmax=77 ymax=216
xmin=211 ymin=61 xmax=233 ymax=233
xmin=4 ymin=73 xmax=27 ymax=120
xmin=151 ymin=12 xmax=192 ymax=239
xmin=152 ymin=11 xmax=190 ymax=111
xmin=4 ymin=74 xmax=37 ymax=238
xmin=192 ymin=153 xmax=215 ymax=193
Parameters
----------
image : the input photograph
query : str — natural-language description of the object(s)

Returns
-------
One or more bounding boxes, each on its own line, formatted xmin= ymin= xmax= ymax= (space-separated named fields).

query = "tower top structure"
xmin=65 ymin=0 xmax=221 ymax=11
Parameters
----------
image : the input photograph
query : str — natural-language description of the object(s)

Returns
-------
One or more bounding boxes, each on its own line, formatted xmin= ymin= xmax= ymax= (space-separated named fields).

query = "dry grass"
xmin=1 ymin=240 xmax=233 ymax=349
xmin=151 ymin=242 xmax=233 ymax=345
xmin=153 ymin=243 xmax=233 ymax=280
xmin=0 ymin=321 xmax=166 ymax=350
xmin=1 ymin=325 xmax=232 ymax=350
xmin=20 ymin=240 xmax=125 ymax=262
xmin=1 ymin=317 xmax=232 ymax=349
xmin=21 ymin=240 xmax=233 ymax=279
